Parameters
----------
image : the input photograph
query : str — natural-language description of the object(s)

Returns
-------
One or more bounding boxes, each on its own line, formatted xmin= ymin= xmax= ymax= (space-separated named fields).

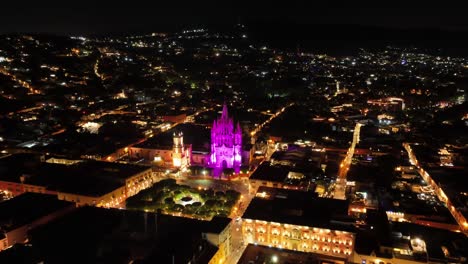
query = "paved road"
xmin=334 ymin=123 xmax=362 ymax=200
xmin=404 ymin=143 xmax=468 ymax=234
xmin=228 ymin=218 xmax=249 ymax=264
xmin=250 ymin=102 xmax=295 ymax=138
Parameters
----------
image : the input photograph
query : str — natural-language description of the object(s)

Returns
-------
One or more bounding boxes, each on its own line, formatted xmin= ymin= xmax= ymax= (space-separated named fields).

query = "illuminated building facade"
xmin=241 ymin=187 xmax=355 ymax=261
xmin=367 ymin=97 xmax=405 ymax=111
xmin=210 ymin=104 xmax=242 ymax=172
xmin=242 ymin=219 xmax=354 ymax=259
xmin=0 ymin=154 xmax=154 ymax=208
xmin=128 ymin=132 xmax=192 ymax=168
xmin=172 ymin=132 xmax=190 ymax=168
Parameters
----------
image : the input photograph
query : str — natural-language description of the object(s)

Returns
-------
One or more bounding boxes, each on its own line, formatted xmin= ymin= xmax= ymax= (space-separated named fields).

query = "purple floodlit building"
xmin=210 ymin=104 xmax=242 ymax=173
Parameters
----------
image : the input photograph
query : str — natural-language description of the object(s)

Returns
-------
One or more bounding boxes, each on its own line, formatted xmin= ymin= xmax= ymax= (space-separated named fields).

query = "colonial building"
xmin=129 ymin=132 xmax=192 ymax=168
xmin=210 ymin=104 xmax=242 ymax=172
xmin=171 ymin=132 xmax=190 ymax=168
xmin=0 ymin=154 xmax=153 ymax=207
xmin=241 ymin=187 xmax=355 ymax=262
xmin=28 ymin=207 xmax=232 ymax=264
xmin=0 ymin=193 xmax=75 ymax=251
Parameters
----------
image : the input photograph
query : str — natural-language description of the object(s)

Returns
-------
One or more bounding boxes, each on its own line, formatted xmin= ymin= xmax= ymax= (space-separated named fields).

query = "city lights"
xmin=0 ymin=14 xmax=467 ymax=264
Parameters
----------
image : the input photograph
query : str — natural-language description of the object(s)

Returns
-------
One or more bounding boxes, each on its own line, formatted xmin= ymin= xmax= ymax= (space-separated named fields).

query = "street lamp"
xmin=271 ymin=255 xmax=278 ymax=263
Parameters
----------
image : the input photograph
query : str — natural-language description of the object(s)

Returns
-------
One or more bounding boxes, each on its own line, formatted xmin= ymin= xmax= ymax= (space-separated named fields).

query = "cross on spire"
xmin=221 ymin=103 xmax=228 ymax=119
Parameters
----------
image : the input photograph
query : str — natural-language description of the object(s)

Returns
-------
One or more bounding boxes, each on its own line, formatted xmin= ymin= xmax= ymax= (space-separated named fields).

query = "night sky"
xmin=1 ymin=3 xmax=468 ymax=34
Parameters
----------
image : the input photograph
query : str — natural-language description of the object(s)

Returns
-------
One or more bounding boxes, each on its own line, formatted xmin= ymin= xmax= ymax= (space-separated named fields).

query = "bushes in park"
xmin=126 ymin=179 xmax=240 ymax=219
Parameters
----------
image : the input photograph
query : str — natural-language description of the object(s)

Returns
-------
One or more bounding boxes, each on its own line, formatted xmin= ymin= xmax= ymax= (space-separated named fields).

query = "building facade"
xmin=210 ymin=104 xmax=242 ymax=172
xmin=205 ymin=218 xmax=232 ymax=264
xmin=172 ymin=132 xmax=190 ymax=168
xmin=241 ymin=187 xmax=355 ymax=262
xmin=0 ymin=155 xmax=154 ymax=208
xmin=242 ymin=220 xmax=354 ymax=259
xmin=128 ymin=132 xmax=192 ymax=168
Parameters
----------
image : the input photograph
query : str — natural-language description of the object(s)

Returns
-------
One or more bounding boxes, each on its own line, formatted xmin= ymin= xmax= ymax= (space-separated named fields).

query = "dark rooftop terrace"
xmin=0 ymin=193 xmax=74 ymax=232
xmin=0 ymin=154 xmax=151 ymax=197
xmin=133 ymin=123 xmax=210 ymax=152
xmin=242 ymin=187 xmax=353 ymax=231
xmin=392 ymin=222 xmax=468 ymax=262
xmin=24 ymin=130 xmax=141 ymax=159
xmin=29 ymin=206 xmax=230 ymax=264
xmin=238 ymin=244 xmax=348 ymax=264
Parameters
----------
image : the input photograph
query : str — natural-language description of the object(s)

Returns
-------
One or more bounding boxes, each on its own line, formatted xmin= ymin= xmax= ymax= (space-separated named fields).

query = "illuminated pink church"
xmin=210 ymin=104 xmax=242 ymax=172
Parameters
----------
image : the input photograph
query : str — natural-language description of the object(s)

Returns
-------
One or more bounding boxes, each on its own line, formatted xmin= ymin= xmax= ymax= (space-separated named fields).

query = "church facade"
xmin=210 ymin=104 xmax=242 ymax=172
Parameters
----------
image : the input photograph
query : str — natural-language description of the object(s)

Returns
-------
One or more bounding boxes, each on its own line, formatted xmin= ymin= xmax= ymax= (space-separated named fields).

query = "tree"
xmin=225 ymin=200 xmax=236 ymax=208
xmin=217 ymin=210 xmax=229 ymax=217
xmin=173 ymin=204 xmax=185 ymax=212
xmin=204 ymin=199 xmax=217 ymax=207
xmin=226 ymin=190 xmax=240 ymax=202
xmin=203 ymin=189 xmax=215 ymax=199
xmin=157 ymin=179 xmax=177 ymax=188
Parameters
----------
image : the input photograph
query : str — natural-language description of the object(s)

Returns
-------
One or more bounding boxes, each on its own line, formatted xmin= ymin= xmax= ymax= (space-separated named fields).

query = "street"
xmin=334 ymin=123 xmax=362 ymax=200
xmin=404 ymin=143 xmax=468 ymax=234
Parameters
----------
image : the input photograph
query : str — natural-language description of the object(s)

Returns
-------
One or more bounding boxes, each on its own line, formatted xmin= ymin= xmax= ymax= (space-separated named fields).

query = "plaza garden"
xmin=126 ymin=179 xmax=241 ymax=219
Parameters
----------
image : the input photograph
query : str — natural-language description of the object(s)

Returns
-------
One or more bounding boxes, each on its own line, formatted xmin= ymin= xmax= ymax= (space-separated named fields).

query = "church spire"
xmin=221 ymin=103 xmax=228 ymax=119
xmin=211 ymin=102 xmax=241 ymax=173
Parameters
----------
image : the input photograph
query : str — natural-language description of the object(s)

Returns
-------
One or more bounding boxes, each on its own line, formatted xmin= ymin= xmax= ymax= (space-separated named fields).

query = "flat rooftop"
xmin=29 ymin=206 xmax=230 ymax=263
xmin=242 ymin=187 xmax=354 ymax=231
xmin=270 ymin=145 xmax=323 ymax=169
xmin=0 ymin=193 xmax=74 ymax=232
xmin=133 ymin=123 xmax=210 ymax=152
xmin=250 ymin=162 xmax=322 ymax=188
xmin=0 ymin=244 xmax=43 ymax=264
xmin=238 ymin=244 xmax=348 ymax=264
xmin=250 ymin=162 xmax=289 ymax=182
xmin=424 ymin=167 xmax=468 ymax=220
xmin=427 ymin=167 xmax=468 ymax=193
xmin=22 ymin=130 xmax=140 ymax=158
xmin=392 ymin=222 xmax=468 ymax=261
xmin=356 ymin=211 xmax=468 ymax=263
xmin=0 ymin=154 xmax=151 ymax=197
xmin=381 ymin=189 xmax=458 ymax=225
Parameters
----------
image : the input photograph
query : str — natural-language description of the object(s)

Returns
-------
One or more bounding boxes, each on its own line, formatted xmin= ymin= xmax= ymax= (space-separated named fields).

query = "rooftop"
xmin=133 ymin=123 xmax=210 ymax=152
xmin=0 ymin=154 xmax=151 ymax=197
xmin=250 ymin=156 xmax=322 ymax=188
xmin=392 ymin=222 xmax=468 ymax=262
xmin=242 ymin=187 xmax=354 ymax=231
xmin=356 ymin=210 xmax=468 ymax=263
xmin=21 ymin=130 xmax=140 ymax=158
xmin=0 ymin=244 xmax=43 ymax=264
xmin=250 ymin=162 xmax=289 ymax=182
xmin=427 ymin=167 xmax=468 ymax=193
xmin=0 ymin=193 xmax=74 ymax=232
xmin=29 ymin=206 xmax=230 ymax=263
xmin=238 ymin=244 xmax=348 ymax=264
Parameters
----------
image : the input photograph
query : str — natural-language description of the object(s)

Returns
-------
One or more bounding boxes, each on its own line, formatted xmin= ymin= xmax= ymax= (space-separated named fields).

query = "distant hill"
xmin=244 ymin=22 xmax=468 ymax=56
